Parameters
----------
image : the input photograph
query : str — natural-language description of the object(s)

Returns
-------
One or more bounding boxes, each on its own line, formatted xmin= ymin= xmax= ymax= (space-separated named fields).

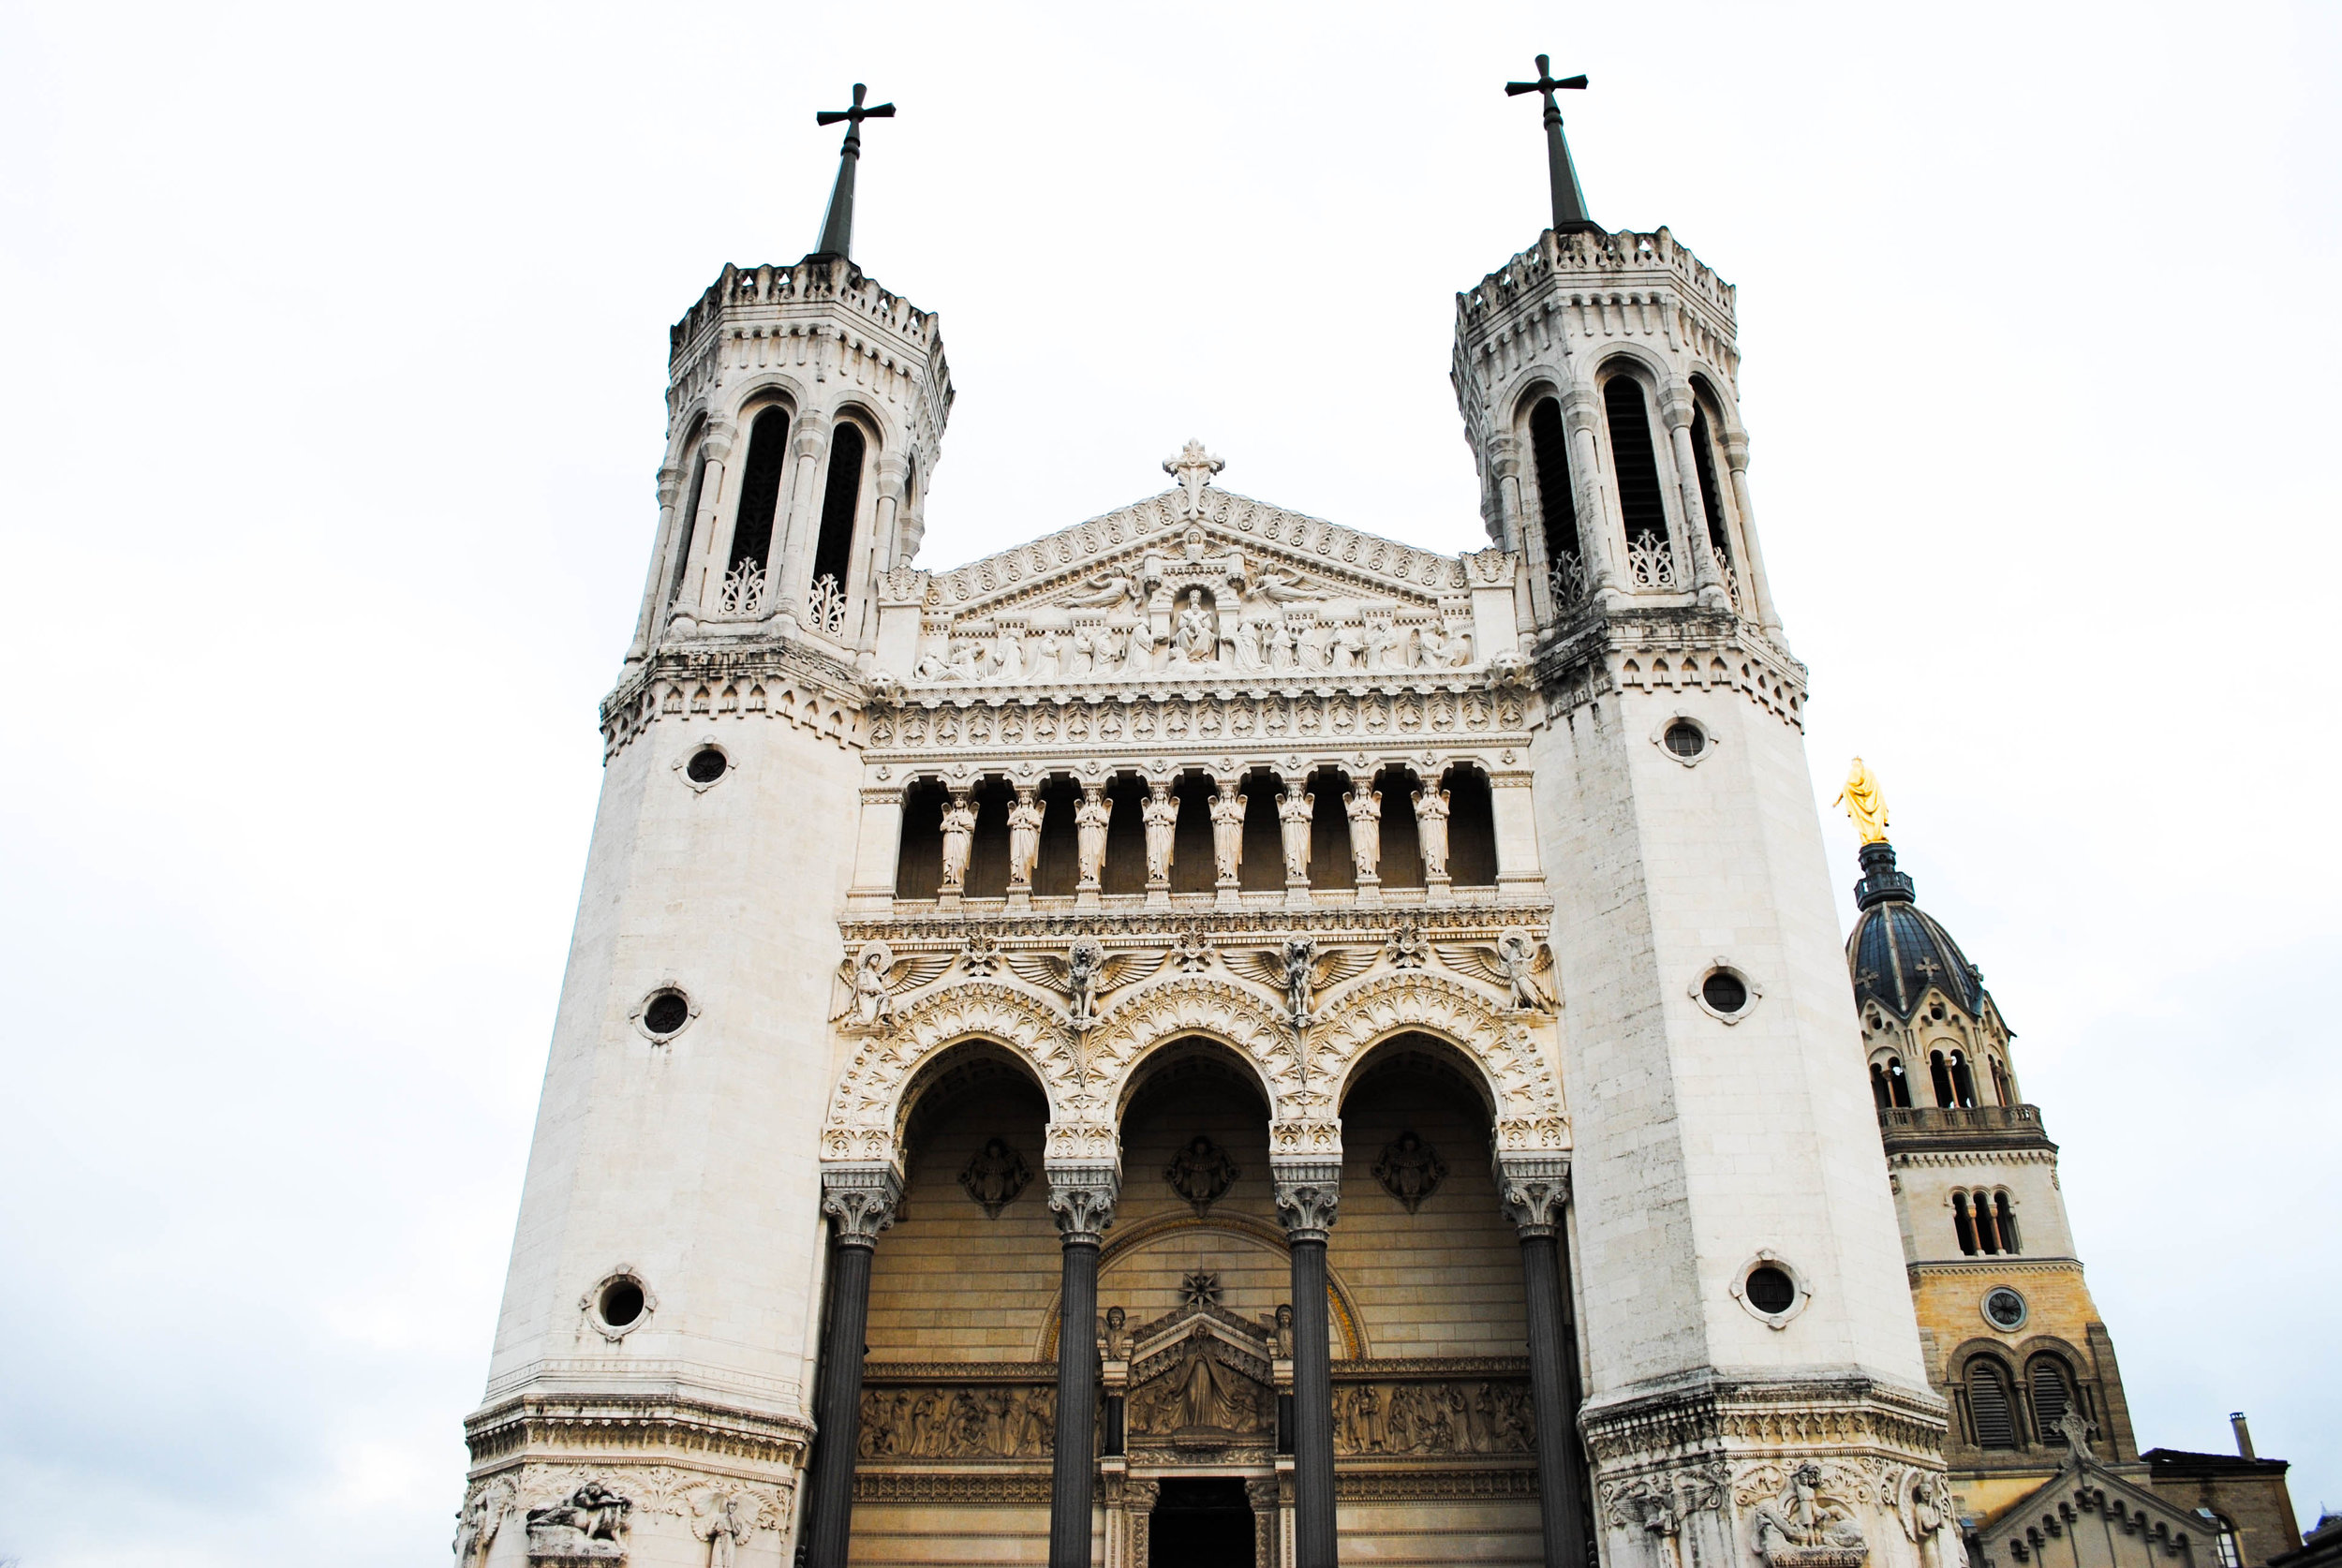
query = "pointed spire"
xmin=809 ymin=82 xmax=896 ymax=261
xmin=1504 ymin=55 xmax=1601 ymax=236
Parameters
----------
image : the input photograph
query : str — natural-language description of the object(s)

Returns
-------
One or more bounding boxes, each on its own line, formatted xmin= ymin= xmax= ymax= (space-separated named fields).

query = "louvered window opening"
xmin=1969 ymin=1363 xmax=2020 ymax=1449
xmin=2030 ymin=1360 xmax=2071 ymax=1430
xmin=1602 ymin=377 xmax=1669 ymax=544
xmin=812 ymin=423 xmax=867 ymax=598
xmin=669 ymin=451 xmax=707 ymax=606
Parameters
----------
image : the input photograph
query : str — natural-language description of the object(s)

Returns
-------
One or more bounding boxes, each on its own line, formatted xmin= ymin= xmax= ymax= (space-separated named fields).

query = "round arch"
xmin=722 ymin=374 xmax=805 ymax=430
xmin=821 ymin=981 xmax=1076 ymax=1168
xmin=1089 ymin=975 xmax=1300 ymax=1125
xmin=1313 ymin=971 xmax=1569 ymax=1154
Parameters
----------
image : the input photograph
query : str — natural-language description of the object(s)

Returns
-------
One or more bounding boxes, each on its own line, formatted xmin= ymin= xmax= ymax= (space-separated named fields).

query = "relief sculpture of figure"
xmin=1414 ymin=784 xmax=1450 ymax=880
xmin=939 ymin=791 xmax=978 ymax=891
xmin=1141 ymin=783 xmax=1180 ymax=884
xmin=1174 ymin=588 xmax=1220 ymax=663
xmin=1074 ymin=786 xmax=1112 ymax=890
xmin=1171 ymin=1341 xmax=1255 ymax=1431
xmin=1345 ymin=785 xmax=1382 ymax=880
xmin=1062 ymin=571 xmax=1139 ymax=609
xmin=689 ymin=1491 xmax=751 ymax=1568
xmin=1277 ymin=788 xmax=1313 ymax=883
xmin=1005 ymin=788 xmax=1045 ymax=890
xmin=526 ymin=1482 xmax=630 ymax=1549
xmin=1208 ymin=783 xmax=1246 ymax=884
xmin=1753 ymin=1463 xmax=1867 ymax=1562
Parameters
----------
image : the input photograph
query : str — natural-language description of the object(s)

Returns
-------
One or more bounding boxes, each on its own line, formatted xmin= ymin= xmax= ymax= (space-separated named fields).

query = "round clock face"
xmin=1983 ymin=1287 xmax=2027 ymax=1330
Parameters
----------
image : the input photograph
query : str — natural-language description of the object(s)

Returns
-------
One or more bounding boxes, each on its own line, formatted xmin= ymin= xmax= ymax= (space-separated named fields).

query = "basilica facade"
xmin=452 ymin=81 xmax=2290 ymax=1568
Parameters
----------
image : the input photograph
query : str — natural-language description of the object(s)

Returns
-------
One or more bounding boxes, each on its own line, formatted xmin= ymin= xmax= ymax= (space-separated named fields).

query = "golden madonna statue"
xmin=1833 ymin=757 xmax=1890 ymax=844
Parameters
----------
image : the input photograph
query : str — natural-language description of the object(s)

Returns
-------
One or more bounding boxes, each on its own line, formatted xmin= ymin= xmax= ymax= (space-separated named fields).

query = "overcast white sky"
xmin=2 ymin=2 xmax=2336 ymax=1563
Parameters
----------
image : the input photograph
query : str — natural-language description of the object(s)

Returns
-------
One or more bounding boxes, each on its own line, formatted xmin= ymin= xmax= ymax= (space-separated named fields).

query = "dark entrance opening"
xmin=1149 ymin=1476 xmax=1254 ymax=1566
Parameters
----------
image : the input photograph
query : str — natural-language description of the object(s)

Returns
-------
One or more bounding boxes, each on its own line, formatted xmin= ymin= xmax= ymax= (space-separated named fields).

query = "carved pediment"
xmin=897 ymin=480 xmax=1516 ymax=690
xmin=1121 ymin=1308 xmax=1278 ymax=1455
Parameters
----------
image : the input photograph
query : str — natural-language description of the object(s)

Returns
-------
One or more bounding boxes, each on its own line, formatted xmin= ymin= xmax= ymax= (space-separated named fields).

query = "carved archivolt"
xmin=822 ymin=968 xmax=1571 ymax=1170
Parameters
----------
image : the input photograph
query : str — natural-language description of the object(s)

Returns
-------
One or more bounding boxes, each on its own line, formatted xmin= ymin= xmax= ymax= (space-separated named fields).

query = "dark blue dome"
xmin=1845 ymin=841 xmax=1989 ymax=1022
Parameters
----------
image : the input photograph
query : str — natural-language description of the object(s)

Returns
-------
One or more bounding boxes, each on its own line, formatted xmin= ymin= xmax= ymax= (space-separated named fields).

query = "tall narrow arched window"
xmin=2028 ymin=1357 xmax=2073 ymax=1432
xmin=1441 ymin=765 xmax=1499 ymax=888
xmin=727 ymin=407 xmax=791 ymax=610
xmin=1688 ymin=403 xmax=1734 ymax=567
xmin=1528 ymin=397 xmax=1584 ymax=599
xmin=1994 ymin=1192 xmax=2022 ymax=1253
xmin=1952 ymin=1193 xmax=1979 ymax=1255
xmin=1601 ymin=376 xmax=1670 ymax=576
xmin=1949 ymin=1049 xmax=1979 ymax=1107
xmin=1968 ymin=1361 xmax=2020 ymax=1450
xmin=667 ymin=445 xmax=708 ymax=608
xmin=1930 ymin=1051 xmax=1958 ymax=1108
xmin=809 ymin=422 xmax=867 ymax=634
xmin=1883 ymin=1057 xmax=1913 ymax=1108
xmin=1972 ymin=1191 xmax=2003 ymax=1254
xmin=2198 ymin=1512 xmax=2243 ymax=1568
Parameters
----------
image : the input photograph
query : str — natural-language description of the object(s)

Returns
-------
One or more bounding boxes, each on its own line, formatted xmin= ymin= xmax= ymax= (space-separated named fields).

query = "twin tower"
xmin=456 ymin=74 xmax=1951 ymax=1568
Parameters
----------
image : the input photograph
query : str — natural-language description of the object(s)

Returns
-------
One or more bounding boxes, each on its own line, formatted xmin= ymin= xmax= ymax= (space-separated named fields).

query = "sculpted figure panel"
xmin=1332 ymin=1379 xmax=1534 ymax=1457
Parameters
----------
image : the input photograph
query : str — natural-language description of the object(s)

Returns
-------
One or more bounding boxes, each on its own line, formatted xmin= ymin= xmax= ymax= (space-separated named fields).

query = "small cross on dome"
xmin=1164 ymin=439 xmax=1224 ymax=518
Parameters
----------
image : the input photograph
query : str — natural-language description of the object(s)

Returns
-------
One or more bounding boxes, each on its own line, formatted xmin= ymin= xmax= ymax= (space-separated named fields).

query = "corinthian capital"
xmin=1272 ymin=1161 xmax=1342 ymax=1242
xmin=1494 ymin=1152 xmax=1572 ymax=1238
xmin=1046 ymin=1164 xmax=1121 ymax=1244
xmin=821 ymin=1165 xmax=903 ymax=1247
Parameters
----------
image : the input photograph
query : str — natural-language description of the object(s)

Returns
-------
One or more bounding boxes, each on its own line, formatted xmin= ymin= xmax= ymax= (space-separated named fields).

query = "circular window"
xmin=1665 ymin=720 xmax=1707 ymax=759
xmin=686 ymin=747 xmax=728 ymax=784
xmin=1702 ymin=970 xmax=1749 ymax=1013
xmin=1745 ymin=1265 xmax=1796 ymax=1313
xmin=600 ymin=1277 xmax=645 ymax=1327
xmin=1983 ymin=1287 xmax=2028 ymax=1331
xmin=643 ymin=990 xmax=690 ymax=1036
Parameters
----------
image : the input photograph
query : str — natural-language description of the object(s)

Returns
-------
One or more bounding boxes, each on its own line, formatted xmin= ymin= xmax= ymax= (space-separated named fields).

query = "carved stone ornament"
xmin=958 ymin=1137 xmax=1032 ymax=1218
xmin=1179 ymin=1269 xmax=1223 ymax=1310
xmin=1164 ymin=1134 xmax=1240 ymax=1214
xmin=525 ymin=1481 xmax=631 ymax=1563
xmin=833 ymin=940 xmax=952 ymax=1033
xmin=1272 ymin=1161 xmax=1341 ymax=1241
xmin=1333 ymin=1377 xmax=1535 ymax=1457
xmin=1436 ymin=928 xmax=1555 ymax=1011
xmin=1371 ymin=1131 xmax=1448 ymax=1213
xmin=1127 ymin=1324 xmax=1276 ymax=1451
xmin=821 ymin=1166 xmax=902 ymax=1247
xmin=1601 ymin=1462 xmax=1729 ymax=1537
xmin=688 ymin=1488 xmax=754 ymax=1568
xmin=1385 ymin=918 xmax=1430 ymax=969
xmin=1879 ymin=1465 xmax=1958 ymax=1568
xmin=1046 ymin=1165 xmax=1119 ymax=1243
xmin=1495 ymin=1153 xmax=1572 ymax=1238
xmin=857 ymin=1383 xmax=1057 ymax=1459
xmin=454 ymin=1477 xmax=517 ymax=1568
xmin=1741 ymin=1461 xmax=1870 ymax=1568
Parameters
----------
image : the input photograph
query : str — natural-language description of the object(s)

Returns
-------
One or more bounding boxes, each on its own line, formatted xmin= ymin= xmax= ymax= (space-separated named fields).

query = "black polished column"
xmin=1274 ymin=1161 xmax=1341 ymax=1568
xmin=1498 ymin=1155 xmax=1590 ymax=1568
xmin=1046 ymin=1165 xmax=1119 ymax=1568
xmin=801 ymin=1167 xmax=900 ymax=1568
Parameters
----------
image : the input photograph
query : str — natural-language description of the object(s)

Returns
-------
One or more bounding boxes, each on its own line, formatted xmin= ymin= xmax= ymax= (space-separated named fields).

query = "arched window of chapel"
xmin=1966 ymin=1359 xmax=2021 ymax=1450
xmin=2027 ymin=1354 xmax=2077 ymax=1433
xmin=895 ymin=777 xmax=948 ymax=900
xmin=667 ymin=417 xmax=708 ymax=609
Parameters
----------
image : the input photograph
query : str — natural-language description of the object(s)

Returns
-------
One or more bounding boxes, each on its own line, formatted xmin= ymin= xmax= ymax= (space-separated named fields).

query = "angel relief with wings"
xmin=834 ymin=940 xmax=955 ymax=1033
xmin=1435 ymin=928 xmax=1556 ymax=1011
xmin=1006 ymin=938 xmax=1164 ymax=1031
xmin=1238 ymin=937 xmax=1374 ymax=1028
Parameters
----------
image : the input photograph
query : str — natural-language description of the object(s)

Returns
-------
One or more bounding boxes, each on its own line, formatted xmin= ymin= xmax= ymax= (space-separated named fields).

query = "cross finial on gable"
xmin=1164 ymin=439 xmax=1225 ymax=518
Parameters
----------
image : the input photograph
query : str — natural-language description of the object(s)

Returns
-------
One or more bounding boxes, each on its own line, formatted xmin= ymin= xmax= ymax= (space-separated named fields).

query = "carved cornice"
xmin=839 ymin=899 xmax=1554 ymax=946
xmin=1336 ymin=1467 xmax=1540 ymax=1500
xmin=1534 ymin=607 xmax=1806 ymax=730
xmin=863 ymin=1361 xmax=1057 ymax=1383
xmin=1331 ymin=1355 xmax=1532 ymax=1380
xmin=462 ymin=1391 xmax=815 ymax=1474
xmin=864 ymin=685 xmax=1530 ymax=763
xmin=600 ymin=641 xmax=869 ymax=760
xmin=853 ymin=1470 xmax=1051 ymax=1503
xmin=1579 ymin=1371 xmax=1949 ymax=1475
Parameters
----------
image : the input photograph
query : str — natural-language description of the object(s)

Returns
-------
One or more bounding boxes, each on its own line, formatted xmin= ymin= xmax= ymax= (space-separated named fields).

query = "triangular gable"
xmin=926 ymin=485 xmax=1497 ymax=620
xmin=1977 ymin=1451 xmax=2215 ymax=1568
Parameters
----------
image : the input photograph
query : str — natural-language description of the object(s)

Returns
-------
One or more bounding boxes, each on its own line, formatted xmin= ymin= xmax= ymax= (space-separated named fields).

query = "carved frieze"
xmin=1332 ymin=1378 xmax=1535 ymax=1457
xmin=855 ymin=1383 xmax=1058 ymax=1459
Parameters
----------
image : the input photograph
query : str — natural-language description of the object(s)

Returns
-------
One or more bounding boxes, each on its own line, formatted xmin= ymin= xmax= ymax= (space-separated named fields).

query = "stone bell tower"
xmin=1453 ymin=59 xmax=1952 ymax=1568
xmin=455 ymin=86 xmax=950 ymax=1567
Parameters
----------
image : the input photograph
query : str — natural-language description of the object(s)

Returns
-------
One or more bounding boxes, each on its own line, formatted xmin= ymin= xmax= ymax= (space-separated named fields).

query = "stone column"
xmin=801 ymin=1166 xmax=900 ymax=1568
xmin=625 ymin=462 xmax=683 ymax=665
xmin=1497 ymin=1154 xmax=1590 ymax=1568
xmin=1659 ymin=383 xmax=1726 ymax=606
xmin=1274 ymin=1162 xmax=1341 ymax=1568
xmin=1722 ymin=431 xmax=1784 ymax=633
xmin=775 ymin=412 xmax=832 ymax=629
xmin=1559 ymin=386 xmax=1622 ymax=599
xmin=1047 ymin=1166 xmax=1119 ymax=1568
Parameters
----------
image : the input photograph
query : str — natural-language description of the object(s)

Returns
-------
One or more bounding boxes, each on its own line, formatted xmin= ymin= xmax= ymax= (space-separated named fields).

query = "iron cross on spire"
xmin=810 ymin=82 xmax=896 ymax=261
xmin=1505 ymin=55 xmax=1602 ymax=236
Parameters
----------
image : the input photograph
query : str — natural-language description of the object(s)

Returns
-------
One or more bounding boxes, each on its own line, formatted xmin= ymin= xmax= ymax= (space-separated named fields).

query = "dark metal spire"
xmin=1505 ymin=55 xmax=1601 ymax=236
xmin=810 ymin=82 xmax=895 ymax=260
